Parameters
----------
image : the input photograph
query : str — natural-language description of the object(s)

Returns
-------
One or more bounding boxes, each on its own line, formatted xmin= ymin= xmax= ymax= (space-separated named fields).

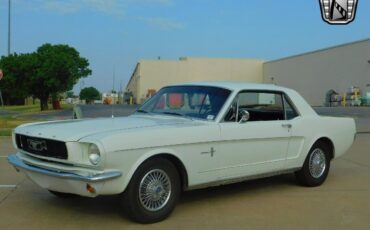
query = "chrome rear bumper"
xmin=7 ymin=154 xmax=122 ymax=182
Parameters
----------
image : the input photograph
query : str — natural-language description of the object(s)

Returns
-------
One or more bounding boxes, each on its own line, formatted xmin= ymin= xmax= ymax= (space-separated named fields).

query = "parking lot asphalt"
xmin=1 ymin=133 xmax=370 ymax=230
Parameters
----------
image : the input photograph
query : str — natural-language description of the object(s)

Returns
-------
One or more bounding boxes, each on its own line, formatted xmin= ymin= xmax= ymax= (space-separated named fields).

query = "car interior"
xmin=224 ymin=91 xmax=298 ymax=122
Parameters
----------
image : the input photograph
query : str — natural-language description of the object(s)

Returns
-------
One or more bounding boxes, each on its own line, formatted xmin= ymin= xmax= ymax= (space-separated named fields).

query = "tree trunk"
xmin=40 ymin=97 xmax=49 ymax=111
xmin=51 ymin=94 xmax=61 ymax=110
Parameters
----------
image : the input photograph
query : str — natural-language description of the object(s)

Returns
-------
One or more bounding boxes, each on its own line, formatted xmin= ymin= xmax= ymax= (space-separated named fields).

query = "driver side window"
xmin=224 ymin=91 xmax=285 ymax=122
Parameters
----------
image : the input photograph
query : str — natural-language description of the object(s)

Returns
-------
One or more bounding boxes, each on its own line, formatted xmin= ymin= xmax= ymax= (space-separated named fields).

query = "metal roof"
xmin=266 ymin=38 xmax=370 ymax=64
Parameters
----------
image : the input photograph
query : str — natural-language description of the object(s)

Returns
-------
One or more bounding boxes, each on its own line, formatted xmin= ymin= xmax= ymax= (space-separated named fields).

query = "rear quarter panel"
xmin=286 ymin=115 xmax=356 ymax=169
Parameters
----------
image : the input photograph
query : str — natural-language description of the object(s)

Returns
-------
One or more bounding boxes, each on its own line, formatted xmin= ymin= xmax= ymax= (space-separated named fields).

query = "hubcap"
xmin=309 ymin=148 xmax=326 ymax=178
xmin=139 ymin=169 xmax=171 ymax=212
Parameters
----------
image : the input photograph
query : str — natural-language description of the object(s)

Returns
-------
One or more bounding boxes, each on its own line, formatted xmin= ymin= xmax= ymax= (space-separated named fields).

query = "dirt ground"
xmin=1 ymin=133 xmax=370 ymax=230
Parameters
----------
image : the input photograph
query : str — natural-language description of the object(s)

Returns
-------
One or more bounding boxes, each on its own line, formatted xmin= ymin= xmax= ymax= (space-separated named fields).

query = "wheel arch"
xmin=313 ymin=137 xmax=335 ymax=160
xmin=122 ymin=151 xmax=189 ymax=193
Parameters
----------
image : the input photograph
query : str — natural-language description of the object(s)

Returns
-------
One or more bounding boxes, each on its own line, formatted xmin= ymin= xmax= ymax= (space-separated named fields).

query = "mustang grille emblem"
xmin=27 ymin=139 xmax=47 ymax=151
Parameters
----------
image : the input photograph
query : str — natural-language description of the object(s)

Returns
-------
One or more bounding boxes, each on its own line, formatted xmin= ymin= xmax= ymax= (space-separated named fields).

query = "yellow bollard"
xmin=343 ymin=93 xmax=346 ymax=107
xmin=130 ymin=96 xmax=133 ymax=105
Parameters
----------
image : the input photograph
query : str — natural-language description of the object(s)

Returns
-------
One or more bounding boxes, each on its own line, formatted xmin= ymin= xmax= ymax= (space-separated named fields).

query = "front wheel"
xmin=122 ymin=158 xmax=181 ymax=223
xmin=295 ymin=141 xmax=331 ymax=187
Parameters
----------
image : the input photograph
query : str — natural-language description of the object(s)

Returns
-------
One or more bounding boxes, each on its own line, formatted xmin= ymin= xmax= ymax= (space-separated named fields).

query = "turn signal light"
xmin=86 ymin=184 xmax=96 ymax=194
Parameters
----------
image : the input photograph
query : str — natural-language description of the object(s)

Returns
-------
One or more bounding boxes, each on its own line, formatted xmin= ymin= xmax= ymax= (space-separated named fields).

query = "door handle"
xmin=282 ymin=124 xmax=292 ymax=129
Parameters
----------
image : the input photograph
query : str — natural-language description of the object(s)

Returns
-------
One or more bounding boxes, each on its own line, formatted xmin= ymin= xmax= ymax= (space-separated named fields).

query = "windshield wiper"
xmin=136 ymin=109 xmax=149 ymax=114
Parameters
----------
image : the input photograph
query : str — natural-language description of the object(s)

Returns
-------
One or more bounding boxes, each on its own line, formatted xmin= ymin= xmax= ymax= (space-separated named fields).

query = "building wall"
xmin=126 ymin=64 xmax=140 ymax=102
xmin=263 ymin=39 xmax=370 ymax=106
xmin=127 ymin=57 xmax=264 ymax=104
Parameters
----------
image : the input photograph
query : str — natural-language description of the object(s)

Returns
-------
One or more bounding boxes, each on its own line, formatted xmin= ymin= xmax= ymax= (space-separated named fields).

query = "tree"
xmin=29 ymin=44 xmax=92 ymax=110
xmin=79 ymin=87 xmax=100 ymax=104
xmin=0 ymin=44 xmax=92 ymax=110
xmin=0 ymin=53 xmax=35 ymax=105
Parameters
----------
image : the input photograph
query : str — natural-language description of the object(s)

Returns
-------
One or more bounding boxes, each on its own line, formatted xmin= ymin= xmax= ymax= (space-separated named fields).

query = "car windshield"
xmin=137 ymin=85 xmax=231 ymax=120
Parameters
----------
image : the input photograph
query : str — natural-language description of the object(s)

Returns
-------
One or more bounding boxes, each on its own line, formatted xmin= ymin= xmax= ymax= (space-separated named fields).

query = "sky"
xmin=0 ymin=0 xmax=369 ymax=94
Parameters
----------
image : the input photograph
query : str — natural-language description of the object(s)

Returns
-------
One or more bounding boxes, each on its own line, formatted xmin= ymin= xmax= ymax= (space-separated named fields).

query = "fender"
xmin=119 ymin=148 xmax=189 ymax=193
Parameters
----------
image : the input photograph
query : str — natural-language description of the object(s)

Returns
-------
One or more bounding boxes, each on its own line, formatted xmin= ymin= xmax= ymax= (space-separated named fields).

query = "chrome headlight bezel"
xmin=88 ymin=143 xmax=101 ymax=165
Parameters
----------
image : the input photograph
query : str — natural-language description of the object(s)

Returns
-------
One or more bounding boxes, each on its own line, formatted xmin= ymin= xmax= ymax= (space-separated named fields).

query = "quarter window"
xmin=283 ymin=95 xmax=299 ymax=120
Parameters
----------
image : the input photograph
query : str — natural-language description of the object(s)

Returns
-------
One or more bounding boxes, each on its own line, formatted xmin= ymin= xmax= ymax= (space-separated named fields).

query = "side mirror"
xmin=239 ymin=109 xmax=250 ymax=123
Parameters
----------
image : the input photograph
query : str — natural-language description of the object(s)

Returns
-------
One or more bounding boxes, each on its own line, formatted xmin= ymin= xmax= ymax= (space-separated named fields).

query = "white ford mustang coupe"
xmin=8 ymin=82 xmax=356 ymax=223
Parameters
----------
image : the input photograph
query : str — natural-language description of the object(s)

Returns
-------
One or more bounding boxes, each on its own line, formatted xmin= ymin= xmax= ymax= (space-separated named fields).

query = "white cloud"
xmin=43 ymin=1 xmax=81 ymax=14
xmin=128 ymin=0 xmax=173 ymax=6
xmin=140 ymin=17 xmax=184 ymax=30
xmin=14 ymin=0 xmax=173 ymax=16
xmin=27 ymin=0 xmax=124 ymax=16
xmin=81 ymin=0 xmax=124 ymax=14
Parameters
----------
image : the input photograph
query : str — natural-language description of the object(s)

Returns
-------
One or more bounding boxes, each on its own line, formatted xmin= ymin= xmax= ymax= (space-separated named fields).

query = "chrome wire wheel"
xmin=139 ymin=169 xmax=172 ymax=212
xmin=309 ymin=148 xmax=326 ymax=179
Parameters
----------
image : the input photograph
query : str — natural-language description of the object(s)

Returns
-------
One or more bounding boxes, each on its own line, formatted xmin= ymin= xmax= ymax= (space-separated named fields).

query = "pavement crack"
xmin=0 ymin=178 xmax=26 ymax=206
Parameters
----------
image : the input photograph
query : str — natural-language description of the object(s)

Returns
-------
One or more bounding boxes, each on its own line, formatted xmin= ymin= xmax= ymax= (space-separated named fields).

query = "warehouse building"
xmin=126 ymin=58 xmax=264 ymax=104
xmin=263 ymin=39 xmax=370 ymax=106
xmin=126 ymin=38 xmax=370 ymax=105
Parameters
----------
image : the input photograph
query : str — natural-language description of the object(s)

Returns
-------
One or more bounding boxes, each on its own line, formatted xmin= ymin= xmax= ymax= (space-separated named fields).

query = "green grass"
xmin=3 ymin=103 xmax=73 ymax=114
xmin=0 ymin=103 xmax=73 ymax=136
xmin=0 ymin=116 xmax=36 ymax=136
xmin=3 ymin=104 xmax=41 ymax=113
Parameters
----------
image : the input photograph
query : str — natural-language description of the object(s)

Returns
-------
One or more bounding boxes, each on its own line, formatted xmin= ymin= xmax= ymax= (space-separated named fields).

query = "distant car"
xmin=8 ymin=82 xmax=356 ymax=223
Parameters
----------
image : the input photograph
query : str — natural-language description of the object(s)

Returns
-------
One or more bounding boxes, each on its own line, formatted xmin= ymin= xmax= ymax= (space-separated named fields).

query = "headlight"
xmin=88 ymin=144 xmax=101 ymax=165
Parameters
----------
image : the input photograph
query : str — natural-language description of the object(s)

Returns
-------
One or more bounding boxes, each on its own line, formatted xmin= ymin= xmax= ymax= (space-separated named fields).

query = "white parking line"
xmin=0 ymin=185 xmax=17 ymax=188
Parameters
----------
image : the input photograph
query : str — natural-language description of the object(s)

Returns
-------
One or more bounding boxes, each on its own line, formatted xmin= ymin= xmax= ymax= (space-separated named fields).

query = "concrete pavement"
xmin=1 ymin=134 xmax=370 ymax=229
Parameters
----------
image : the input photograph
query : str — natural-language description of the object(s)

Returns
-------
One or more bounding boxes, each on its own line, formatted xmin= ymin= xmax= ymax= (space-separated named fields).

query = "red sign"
xmin=0 ymin=69 xmax=3 ymax=80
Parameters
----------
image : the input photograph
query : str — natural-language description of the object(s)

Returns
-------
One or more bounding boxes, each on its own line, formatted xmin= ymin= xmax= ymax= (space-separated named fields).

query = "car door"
xmin=217 ymin=91 xmax=293 ymax=180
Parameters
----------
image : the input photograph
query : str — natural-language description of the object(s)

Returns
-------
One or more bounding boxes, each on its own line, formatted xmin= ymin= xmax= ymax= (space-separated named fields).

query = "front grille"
xmin=15 ymin=134 xmax=68 ymax=160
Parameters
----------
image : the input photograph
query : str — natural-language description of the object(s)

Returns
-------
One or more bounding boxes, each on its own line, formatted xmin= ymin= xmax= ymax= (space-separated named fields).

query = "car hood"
xmin=14 ymin=115 xmax=196 ymax=142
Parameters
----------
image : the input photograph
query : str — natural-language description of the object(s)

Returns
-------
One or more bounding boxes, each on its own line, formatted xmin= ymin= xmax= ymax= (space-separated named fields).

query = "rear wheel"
xmin=295 ymin=141 xmax=331 ymax=187
xmin=122 ymin=158 xmax=181 ymax=223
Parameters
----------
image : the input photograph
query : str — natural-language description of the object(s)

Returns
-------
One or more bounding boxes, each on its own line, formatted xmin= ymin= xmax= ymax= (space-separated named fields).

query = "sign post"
xmin=0 ymin=69 xmax=4 ymax=106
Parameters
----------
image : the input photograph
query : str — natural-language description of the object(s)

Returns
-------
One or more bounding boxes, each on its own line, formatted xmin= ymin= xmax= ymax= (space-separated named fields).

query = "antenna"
xmin=111 ymin=67 xmax=115 ymax=118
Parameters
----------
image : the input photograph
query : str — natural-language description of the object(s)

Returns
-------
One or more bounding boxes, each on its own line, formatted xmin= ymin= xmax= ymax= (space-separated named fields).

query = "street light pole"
xmin=0 ymin=70 xmax=3 ymax=106
xmin=8 ymin=0 xmax=11 ymax=55
xmin=0 ymin=0 xmax=11 ymax=106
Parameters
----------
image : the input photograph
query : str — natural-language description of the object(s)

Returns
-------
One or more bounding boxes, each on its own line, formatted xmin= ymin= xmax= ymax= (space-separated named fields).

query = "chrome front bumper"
xmin=7 ymin=154 xmax=122 ymax=182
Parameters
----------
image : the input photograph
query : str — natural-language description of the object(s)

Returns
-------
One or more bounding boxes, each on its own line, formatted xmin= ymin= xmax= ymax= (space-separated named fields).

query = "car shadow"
xmin=180 ymin=173 xmax=298 ymax=204
xmin=42 ymin=173 xmax=297 ymax=221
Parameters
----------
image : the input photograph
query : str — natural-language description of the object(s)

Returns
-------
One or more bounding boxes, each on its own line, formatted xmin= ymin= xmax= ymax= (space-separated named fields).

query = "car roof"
xmin=170 ymin=81 xmax=290 ymax=92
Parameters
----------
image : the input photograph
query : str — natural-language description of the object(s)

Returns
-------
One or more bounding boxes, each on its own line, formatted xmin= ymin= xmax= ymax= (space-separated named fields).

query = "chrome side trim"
xmin=186 ymin=168 xmax=301 ymax=191
xmin=7 ymin=154 xmax=122 ymax=182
